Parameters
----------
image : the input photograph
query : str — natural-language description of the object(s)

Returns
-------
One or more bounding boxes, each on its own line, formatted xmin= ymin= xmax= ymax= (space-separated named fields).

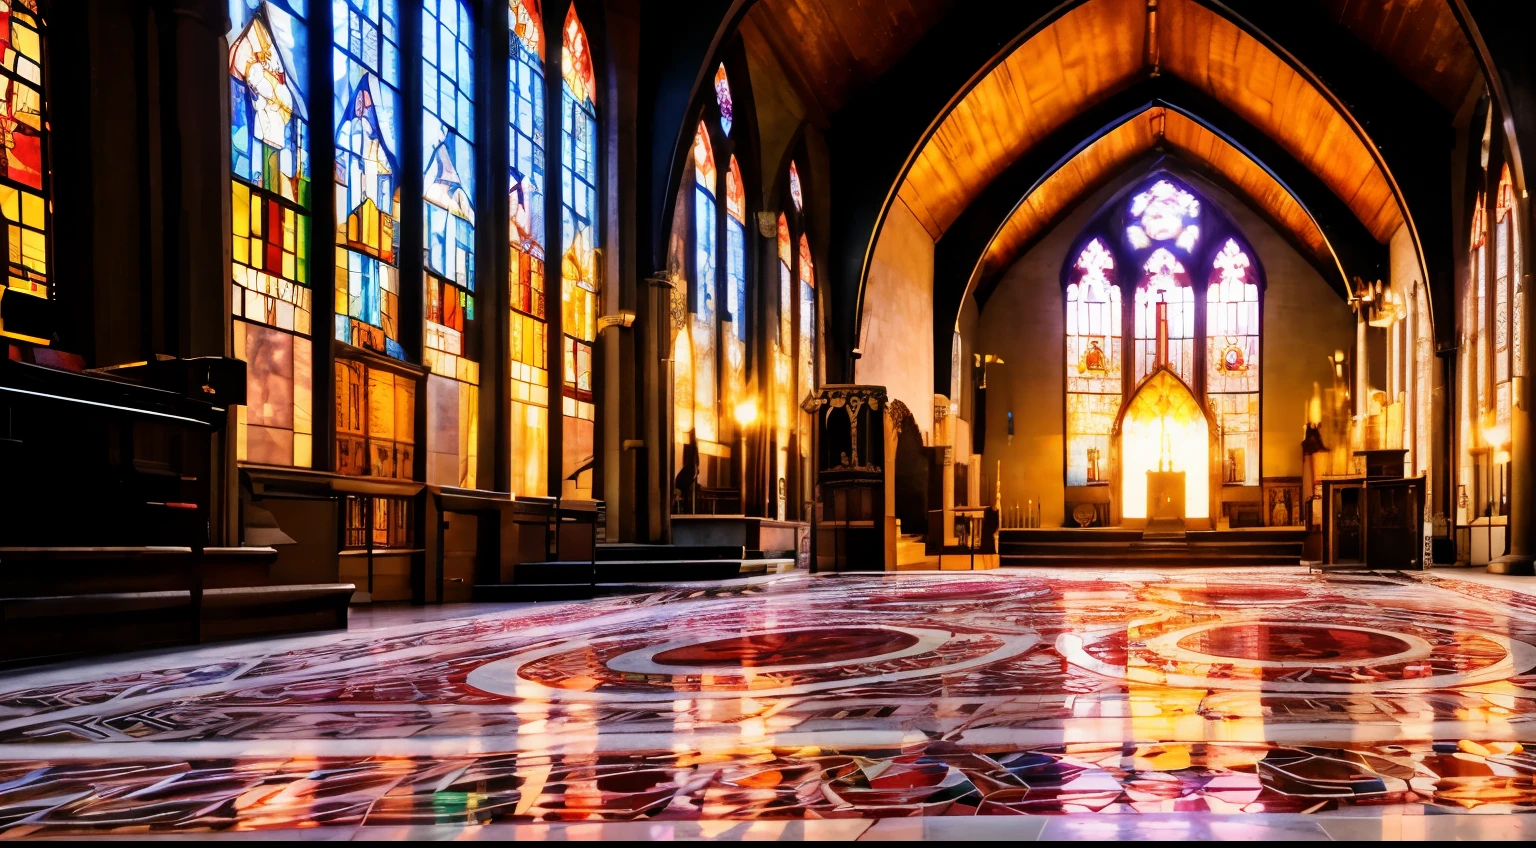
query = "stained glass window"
xmin=1126 ymin=179 xmax=1199 ymax=251
xmin=333 ymin=0 xmax=402 ymax=363
xmin=797 ymin=233 xmax=815 ymax=404
xmin=1495 ymin=165 xmax=1517 ymax=430
xmin=509 ymin=0 xmax=547 ymax=496
xmin=0 ymin=0 xmax=49 ymax=345
xmin=1472 ymin=192 xmax=1487 ymax=425
xmin=788 ymin=160 xmax=802 ymax=213
xmin=1206 ymin=238 xmax=1259 ymax=484
xmin=230 ymin=0 xmax=313 ymax=468
xmin=773 ymin=212 xmax=792 ymax=519
xmin=560 ymin=5 xmax=598 ymax=498
xmin=335 ymin=358 xmax=415 ymax=478
xmin=724 ymin=155 xmax=747 ymax=418
xmin=422 ymin=0 xmax=479 ymax=489
xmin=714 ymin=63 xmax=733 ymax=137
xmin=1065 ymin=238 xmax=1120 ymax=486
xmin=1134 ymin=247 xmax=1194 ymax=385
xmin=691 ymin=121 xmax=718 ymax=444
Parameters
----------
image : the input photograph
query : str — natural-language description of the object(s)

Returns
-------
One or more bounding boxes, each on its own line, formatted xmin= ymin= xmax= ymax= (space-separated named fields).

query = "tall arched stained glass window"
xmin=1064 ymin=238 xmax=1120 ymax=486
xmin=509 ymin=0 xmax=547 ymax=497
xmin=332 ymin=0 xmax=413 ymax=482
xmin=1495 ymin=164 xmax=1519 ymax=430
xmin=773 ymin=211 xmax=792 ymax=519
xmin=796 ymin=233 xmax=815 ymax=409
xmin=422 ymin=0 xmax=479 ymax=489
xmin=1134 ymin=247 xmax=1194 ymax=385
xmin=230 ymin=0 xmax=313 ymax=468
xmin=724 ymin=155 xmax=747 ymax=411
xmin=1206 ymin=238 xmax=1259 ymax=485
xmin=0 ymin=0 xmax=50 ymax=346
xmin=690 ymin=121 xmax=718 ymax=444
xmin=560 ymin=5 xmax=599 ymax=498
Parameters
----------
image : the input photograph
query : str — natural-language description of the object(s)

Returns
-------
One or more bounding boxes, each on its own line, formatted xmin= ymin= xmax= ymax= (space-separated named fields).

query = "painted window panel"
xmin=1064 ymin=238 xmax=1120 ymax=487
xmin=560 ymin=5 xmax=598 ymax=497
xmin=0 ymin=0 xmax=50 ymax=344
xmin=334 ymin=358 xmax=415 ymax=479
xmin=1206 ymin=239 xmax=1259 ymax=485
xmin=334 ymin=0 xmax=404 ymax=361
xmin=1134 ymin=247 xmax=1194 ymax=385
xmin=230 ymin=0 xmax=312 ymax=468
xmin=509 ymin=0 xmax=546 ymax=496
xmin=423 ymin=0 xmax=477 ymax=489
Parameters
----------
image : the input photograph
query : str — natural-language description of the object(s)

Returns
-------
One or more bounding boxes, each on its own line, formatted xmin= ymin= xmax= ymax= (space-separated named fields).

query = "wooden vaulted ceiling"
xmin=896 ymin=0 xmax=1429 ymax=256
xmin=979 ymin=107 xmax=1330 ymax=281
xmin=1320 ymin=0 xmax=1482 ymax=113
xmin=739 ymin=0 xmax=956 ymax=122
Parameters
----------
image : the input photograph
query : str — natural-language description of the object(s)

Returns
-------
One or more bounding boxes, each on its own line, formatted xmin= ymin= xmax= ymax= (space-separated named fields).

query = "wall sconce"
xmin=597 ymin=310 xmax=636 ymax=332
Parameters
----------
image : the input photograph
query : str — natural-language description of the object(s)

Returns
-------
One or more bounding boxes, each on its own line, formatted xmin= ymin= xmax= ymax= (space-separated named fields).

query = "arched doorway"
xmin=1118 ymin=368 xmax=1210 ymax=521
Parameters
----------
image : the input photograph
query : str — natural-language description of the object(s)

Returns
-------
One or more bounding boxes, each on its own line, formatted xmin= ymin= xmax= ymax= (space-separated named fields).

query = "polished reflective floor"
xmin=1 ymin=567 xmax=1535 ymax=839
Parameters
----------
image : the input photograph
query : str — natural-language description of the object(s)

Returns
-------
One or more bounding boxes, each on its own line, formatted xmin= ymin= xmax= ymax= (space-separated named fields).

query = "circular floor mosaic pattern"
xmin=468 ymin=621 xmax=1040 ymax=701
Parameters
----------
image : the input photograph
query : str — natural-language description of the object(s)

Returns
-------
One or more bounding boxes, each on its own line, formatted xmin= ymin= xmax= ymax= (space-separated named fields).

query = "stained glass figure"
xmin=509 ymin=0 xmax=547 ymax=496
xmin=1206 ymin=238 xmax=1259 ymax=484
xmin=691 ymin=122 xmax=719 ymax=444
xmin=230 ymin=0 xmax=313 ymax=468
xmin=715 ymin=63 xmax=733 ymax=137
xmin=560 ymin=5 xmax=599 ymax=498
xmin=0 ymin=0 xmax=49 ymax=345
xmin=1134 ymin=247 xmax=1194 ymax=384
xmin=423 ymin=0 xmax=479 ymax=489
xmin=788 ymin=160 xmax=803 ymax=213
xmin=1065 ymin=238 xmax=1121 ymax=487
xmin=334 ymin=0 xmax=403 ymax=364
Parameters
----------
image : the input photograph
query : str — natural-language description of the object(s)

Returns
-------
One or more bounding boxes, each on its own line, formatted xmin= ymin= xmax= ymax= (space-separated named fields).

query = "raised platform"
xmin=998 ymin=525 xmax=1306 ymax=566
xmin=474 ymin=543 xmax=796 ymax=602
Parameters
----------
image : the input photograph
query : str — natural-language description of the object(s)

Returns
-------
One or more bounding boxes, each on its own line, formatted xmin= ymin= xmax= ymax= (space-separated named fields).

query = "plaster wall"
xmin=858 ymin=198 xmax=936 ymax=439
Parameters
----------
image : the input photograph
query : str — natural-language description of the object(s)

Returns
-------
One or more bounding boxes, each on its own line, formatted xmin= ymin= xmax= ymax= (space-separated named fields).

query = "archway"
xmin=1119 ymin=369 xmax=1209 ymax=520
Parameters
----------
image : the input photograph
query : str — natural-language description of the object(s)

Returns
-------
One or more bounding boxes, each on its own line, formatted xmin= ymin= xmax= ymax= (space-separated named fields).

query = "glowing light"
xmin=734 ymin=399 xmax=759 ymax=426
xmin=1120 ymin=370 xmax=1209 ymax=519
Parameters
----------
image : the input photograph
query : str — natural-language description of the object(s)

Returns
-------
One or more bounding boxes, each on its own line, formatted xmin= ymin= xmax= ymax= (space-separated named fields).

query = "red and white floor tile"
xmin=1 ymin=568 xmax=1535 ymax=840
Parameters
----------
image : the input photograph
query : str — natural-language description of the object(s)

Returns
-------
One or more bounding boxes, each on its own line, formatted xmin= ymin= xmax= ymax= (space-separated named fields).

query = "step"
xmin=596 ymin=544 xmax=745 ymax=562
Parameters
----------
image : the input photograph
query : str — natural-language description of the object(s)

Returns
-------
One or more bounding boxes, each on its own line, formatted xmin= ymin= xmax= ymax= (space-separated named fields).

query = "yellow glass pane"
xmin=0 ymin=187 xmax=18 ymax=223
xmin=21 ymin=191 xmax=42 ymax=228
xmin=13 ymin=24 xmax=39 ymax=61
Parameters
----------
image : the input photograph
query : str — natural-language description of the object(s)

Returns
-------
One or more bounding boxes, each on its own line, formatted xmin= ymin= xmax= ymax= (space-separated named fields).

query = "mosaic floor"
xmin=1 ymin=568 xmax=1536 ymax=838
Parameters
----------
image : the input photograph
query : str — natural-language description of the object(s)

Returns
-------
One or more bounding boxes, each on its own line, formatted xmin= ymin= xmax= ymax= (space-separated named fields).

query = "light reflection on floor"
xmin=0 ymin=567 xmax=1535 ymax=838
